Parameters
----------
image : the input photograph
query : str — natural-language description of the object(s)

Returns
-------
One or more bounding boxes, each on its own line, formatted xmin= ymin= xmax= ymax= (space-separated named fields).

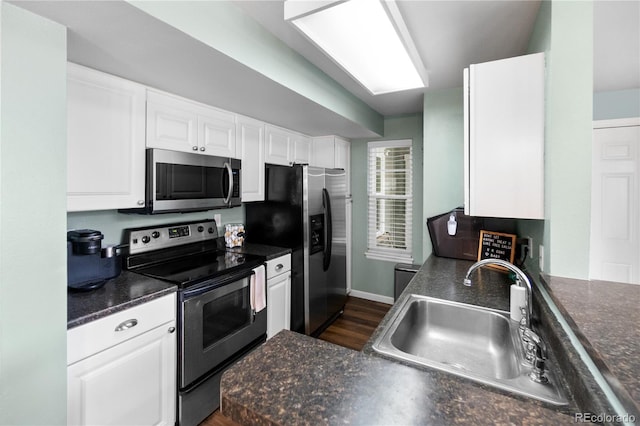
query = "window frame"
xmin=365 ymin=139 xmax=414 ymax=263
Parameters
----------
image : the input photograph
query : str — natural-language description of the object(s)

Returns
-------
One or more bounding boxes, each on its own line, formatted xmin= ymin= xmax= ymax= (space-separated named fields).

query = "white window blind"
xmin=366 ymin=139 xmax=413 ymax=263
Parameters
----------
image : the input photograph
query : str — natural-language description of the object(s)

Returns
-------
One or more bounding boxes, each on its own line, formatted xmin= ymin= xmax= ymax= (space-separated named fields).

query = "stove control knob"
xmin=141 ymin=235 xmax=151 ymax=244
xmin=197 ymin=226 xmax=204 ymax=233
xmin=151 ymin=231 xmax=160 ymax=239
xmin=208 ymin=227 xmax=214 ymax=234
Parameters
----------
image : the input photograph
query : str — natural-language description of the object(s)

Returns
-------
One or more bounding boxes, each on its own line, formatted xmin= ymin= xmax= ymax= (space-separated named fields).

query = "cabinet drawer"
xmin=265 ymin=254 xmax=291 ymax=278
xmin=68 ymin=293 xmax=176 ymax=365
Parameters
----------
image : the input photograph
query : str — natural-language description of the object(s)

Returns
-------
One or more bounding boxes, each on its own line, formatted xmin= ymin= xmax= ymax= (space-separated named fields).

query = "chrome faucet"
xmin=463 ymin=258 xmax=533 ymax=329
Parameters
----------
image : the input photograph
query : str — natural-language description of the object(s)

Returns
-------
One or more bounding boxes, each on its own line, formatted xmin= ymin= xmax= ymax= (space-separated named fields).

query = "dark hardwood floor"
xmin=317 ymin=296 xmax=392 ymax=350
xmin=200 ymin=296 xmax=391 ymax=426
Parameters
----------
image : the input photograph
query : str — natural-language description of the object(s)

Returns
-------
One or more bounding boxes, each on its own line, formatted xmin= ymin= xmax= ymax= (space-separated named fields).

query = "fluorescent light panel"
xmin=286 ymin=0 xmax=426 ymax=95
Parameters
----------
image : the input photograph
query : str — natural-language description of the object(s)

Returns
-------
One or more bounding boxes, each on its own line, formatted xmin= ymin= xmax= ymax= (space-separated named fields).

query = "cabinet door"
xmin=291 ymin=134 xmax=312 ymax=165
xmin=67 ymin=63 xmax=146 ymax=211
xmin=312 ymin=136 xmax=336 ymax=168
xmin=237 ymin=116 xmax=265 ymax=202
xmin=146 ymin=90 xmax=198 ymax=153
xmin=334 ymin=137 xmax=350 ymax=170
xmin=198 ymin=108 xmax=237 ymax=158
xmin=267 ymin=272 xmax=291 ymax=339
xmin=465 ymin=52 xmax=544 ymax=219
xmin=67 ymin=322 xmax=177 ymax=426
xmin=264 ymin=125 xmax=291 ymax=166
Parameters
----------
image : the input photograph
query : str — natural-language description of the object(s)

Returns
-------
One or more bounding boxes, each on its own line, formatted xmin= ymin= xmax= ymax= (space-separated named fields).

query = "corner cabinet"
xmin=67 ymin=294 xmax=177 ymax=426
xmin=67 ymin=63 xmax=146 ymax=211
xmin=464 ymin=52 xmax=545 ymax=219
xmin=266 ymin=255 xmax=291 ymax=339
xmin=146 ymin=90 xmax=238 ymax=158
xmin=237 ymin=115 xmax=265 ymax=202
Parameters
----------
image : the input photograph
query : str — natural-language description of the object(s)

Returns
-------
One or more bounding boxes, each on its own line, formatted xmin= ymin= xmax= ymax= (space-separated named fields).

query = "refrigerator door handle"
xmin=322 ymin=188 xmax=332 ymax=271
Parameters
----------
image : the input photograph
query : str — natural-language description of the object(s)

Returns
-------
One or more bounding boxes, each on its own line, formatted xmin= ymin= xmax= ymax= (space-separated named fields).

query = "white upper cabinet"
xmin=147 ymin=90 xmax=237 ymax=158
xmin=67 ymin=63 xmax=146 ymax=211
xmin=264 ymin=124 xmax=312 ymax=166
xmin=237 ymin=115 xmax=265 ymax=202
xmin=291 ymin=134 xmax=312 ymax=164
xmin=311 ymin=135 xmax=350 ymax=169
xmin=334 ymin=137 xmax=350 ymax=170
xmin=464 ymin=52 xmax=545 ymax=219
xmin=264 ymin=125 xmax=291 ymax=166
xmin=311 ymin=136 xmax=335 ymax=168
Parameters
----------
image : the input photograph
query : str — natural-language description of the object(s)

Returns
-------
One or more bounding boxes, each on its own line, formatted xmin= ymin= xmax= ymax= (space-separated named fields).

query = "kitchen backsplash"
xmin=67 ymin=206 xmax=245 ymax=245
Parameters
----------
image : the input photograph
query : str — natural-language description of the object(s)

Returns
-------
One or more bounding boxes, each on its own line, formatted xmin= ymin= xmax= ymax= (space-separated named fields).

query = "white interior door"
xmin=590 ymin=119 xmax=640 ymax=284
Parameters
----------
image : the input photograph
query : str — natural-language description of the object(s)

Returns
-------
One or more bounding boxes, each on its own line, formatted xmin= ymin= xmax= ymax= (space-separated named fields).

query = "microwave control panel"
xmin=127 ymin=220 xmax=218 ymax=255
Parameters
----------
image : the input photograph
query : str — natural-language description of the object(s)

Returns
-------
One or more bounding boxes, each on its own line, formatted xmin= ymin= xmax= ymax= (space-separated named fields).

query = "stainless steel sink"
xmin=372 ymin=294 xmax=568 ymax=405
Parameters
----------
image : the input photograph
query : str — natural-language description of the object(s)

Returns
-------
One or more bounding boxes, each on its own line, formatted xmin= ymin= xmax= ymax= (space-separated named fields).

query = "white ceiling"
xmin=11 ymin=0 xmax=640 ymax=138
xmin=235 ymin=0 xmax=542 ymax=116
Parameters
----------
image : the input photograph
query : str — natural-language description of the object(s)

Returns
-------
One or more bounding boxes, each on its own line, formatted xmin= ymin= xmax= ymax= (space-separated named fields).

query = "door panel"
xmin=590 ymin=123 xmax=639 ymax=284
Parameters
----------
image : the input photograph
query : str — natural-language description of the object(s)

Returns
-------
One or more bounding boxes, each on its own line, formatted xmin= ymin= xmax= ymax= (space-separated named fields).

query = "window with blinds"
xmin=366 ymin=139 xmax=413 ymax=262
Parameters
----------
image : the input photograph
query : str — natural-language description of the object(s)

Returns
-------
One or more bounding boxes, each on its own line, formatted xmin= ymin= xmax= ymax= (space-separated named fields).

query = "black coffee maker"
xmin=67 ymin=229 xmax=121 ymax=291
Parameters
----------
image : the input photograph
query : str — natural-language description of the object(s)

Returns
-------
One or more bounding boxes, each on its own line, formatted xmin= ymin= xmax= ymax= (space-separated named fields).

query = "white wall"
xmin=0 ymin=3 xmax=68 ymax=424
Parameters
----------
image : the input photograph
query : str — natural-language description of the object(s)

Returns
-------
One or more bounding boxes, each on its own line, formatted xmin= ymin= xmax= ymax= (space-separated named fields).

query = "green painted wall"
xmin=544 ymin=1 xmax=593 ymax=278
xmin=594 ymin=89 xmax=640 ymax=120
xmin=127 ymin=0 xmax=383 ymax=136
xmin=350 ymin=114 xmax=423 ymax=299
xmin=422 ymin=88 xmax=464 ymax=259
xmin=517 ymin=0 xmax=593 ymax=280
xmin=0 ymin=3 xmax=67 ymax=424
xmin=68 ymin=208 xmax=245 ymax=246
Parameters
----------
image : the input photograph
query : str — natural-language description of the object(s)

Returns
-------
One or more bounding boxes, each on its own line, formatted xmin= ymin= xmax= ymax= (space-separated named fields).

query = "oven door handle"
xmin=181 ymin=268 xmax=255 ymax=299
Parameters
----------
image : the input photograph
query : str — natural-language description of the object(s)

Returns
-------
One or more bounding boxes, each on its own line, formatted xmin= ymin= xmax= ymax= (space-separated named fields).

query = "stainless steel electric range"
xmin=123 ymin=219 xmax=266 ymax=426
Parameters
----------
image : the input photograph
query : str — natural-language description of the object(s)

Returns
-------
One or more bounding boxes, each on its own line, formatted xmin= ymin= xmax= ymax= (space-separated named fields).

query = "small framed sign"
xmin=477 ymin=230 xmax=517 ymax=269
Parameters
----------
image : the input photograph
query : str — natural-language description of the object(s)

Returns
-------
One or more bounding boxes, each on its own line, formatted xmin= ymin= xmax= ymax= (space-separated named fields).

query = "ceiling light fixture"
xmin=284 ymin=0 xmax=428 ymax=95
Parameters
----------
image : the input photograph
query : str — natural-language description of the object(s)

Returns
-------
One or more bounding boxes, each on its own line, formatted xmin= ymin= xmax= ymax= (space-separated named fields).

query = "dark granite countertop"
xmin=544 ymin=275 xmax=640 ymax=417
xmin=67 ymin=243 xmax=288 ymax=330
xmin=221 ymin=330 xmax=572 ymax=425
xmin=225 ymin=242 xmax=291 ymax=261
xmin=67 ymin=270 xmax=176 ymax=329
xmin=220 ymin=256 xmax=580 ymax=425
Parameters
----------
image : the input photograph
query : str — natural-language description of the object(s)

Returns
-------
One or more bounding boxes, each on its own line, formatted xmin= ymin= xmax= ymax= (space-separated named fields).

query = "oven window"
xmin=201 ymin=284 xmax=251 ymax=349
xmin=156 ymin=163 xmax=228 ymax=200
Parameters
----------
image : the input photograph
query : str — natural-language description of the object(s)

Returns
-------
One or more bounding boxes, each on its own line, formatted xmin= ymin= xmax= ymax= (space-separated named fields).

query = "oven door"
xmin=179 ymin=268 xmax=266 ymax=388
xmin=150 ymin=148 xmax=241 ymax=213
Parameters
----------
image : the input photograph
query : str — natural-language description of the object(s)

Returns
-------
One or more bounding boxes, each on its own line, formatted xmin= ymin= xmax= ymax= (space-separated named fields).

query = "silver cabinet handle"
xmin=168 ymin=327 xmax=176 ymax=334
xmin=275 ymin=264 xmax=284 ymax=271
xmin=137 ymin=200 xmax=145 ymax=206
xmin=200 ymin=146 xmax=205 ymax=152
xmin=192 ymin=146 xmax=198 ymax=151
xmin=115 ymin=319 xmax=138 ymax=332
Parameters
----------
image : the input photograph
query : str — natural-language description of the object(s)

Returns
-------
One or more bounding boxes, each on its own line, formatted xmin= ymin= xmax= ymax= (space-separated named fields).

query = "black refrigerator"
xmin=245 ymin=164 xmax=347 ymax=336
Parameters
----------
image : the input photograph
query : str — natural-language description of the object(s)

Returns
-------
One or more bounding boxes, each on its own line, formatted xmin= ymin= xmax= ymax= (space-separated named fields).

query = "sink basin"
xmin=372 ymin=294 xmax=568 ymax=405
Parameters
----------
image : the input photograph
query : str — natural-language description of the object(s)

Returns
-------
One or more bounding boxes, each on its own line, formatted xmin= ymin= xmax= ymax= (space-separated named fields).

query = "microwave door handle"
xmin=223 ymin=161 xmax=233 ymax=205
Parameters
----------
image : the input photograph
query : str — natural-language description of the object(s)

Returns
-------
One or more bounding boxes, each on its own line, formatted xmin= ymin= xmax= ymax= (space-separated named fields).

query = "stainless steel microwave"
xmin=121 ymin=149 xmax=241 ymax=214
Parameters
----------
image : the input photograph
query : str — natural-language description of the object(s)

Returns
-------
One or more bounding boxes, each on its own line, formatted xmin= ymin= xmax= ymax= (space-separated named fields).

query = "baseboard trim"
xmin=348 ymin=290 xmax=394 ymax=305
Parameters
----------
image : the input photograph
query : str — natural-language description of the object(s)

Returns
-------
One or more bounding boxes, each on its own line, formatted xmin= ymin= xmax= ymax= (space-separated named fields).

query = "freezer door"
xmin=305 ymin=168 xmax=348 ymax=335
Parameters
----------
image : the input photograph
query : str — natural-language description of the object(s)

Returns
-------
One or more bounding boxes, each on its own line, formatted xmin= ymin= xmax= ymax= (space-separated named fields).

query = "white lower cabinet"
xmin=67 ymin=294 xmax=177 ymax=426
xmin=266 ymin=255 xmax=291 ymax=339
